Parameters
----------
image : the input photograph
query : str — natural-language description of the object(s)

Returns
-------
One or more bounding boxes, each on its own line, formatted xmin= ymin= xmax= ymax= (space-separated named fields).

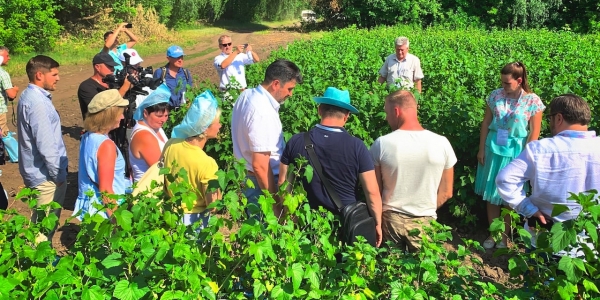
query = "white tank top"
xmin=128 ymin=122 xmax=168 ymax=182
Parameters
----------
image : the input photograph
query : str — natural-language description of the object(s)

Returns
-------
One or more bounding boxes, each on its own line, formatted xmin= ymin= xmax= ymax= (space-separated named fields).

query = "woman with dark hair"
xmin=129 ymin=85 xmax=170 ymax=182
xmin=74 ymin=90 xmax=132 ymax=220
xmin=475 ymin=62 xmax=545 ymax=249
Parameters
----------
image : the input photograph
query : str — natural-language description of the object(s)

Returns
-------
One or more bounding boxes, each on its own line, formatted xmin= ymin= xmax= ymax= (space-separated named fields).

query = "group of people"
xmin=2 ymin=30 xmax=599 ymax=257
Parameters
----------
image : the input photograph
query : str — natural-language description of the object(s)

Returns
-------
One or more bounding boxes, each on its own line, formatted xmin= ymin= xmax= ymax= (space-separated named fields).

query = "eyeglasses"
xmin=221 ymin=43 xmax=232 ymax=47
xmin=546 ymin=112 xmax=558 ymax=121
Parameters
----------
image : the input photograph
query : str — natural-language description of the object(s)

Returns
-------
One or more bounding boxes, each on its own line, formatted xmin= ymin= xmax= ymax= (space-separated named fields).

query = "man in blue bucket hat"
xmin=280 ymin=87 xmax=383 ymax=246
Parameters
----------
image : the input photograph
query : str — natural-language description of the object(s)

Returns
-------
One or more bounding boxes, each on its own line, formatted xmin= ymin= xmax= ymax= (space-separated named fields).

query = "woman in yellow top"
xmin=163 ymin=90 xmax=222 ymax=228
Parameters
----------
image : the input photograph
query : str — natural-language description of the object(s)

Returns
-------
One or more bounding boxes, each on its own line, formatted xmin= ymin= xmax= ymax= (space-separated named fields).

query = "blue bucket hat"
xmin=167 ymin=45 xmax=184 ymax=58
xmin=313 ymin=87 xmax=359 ymax=114
xmin=133 ymin=84 xmax=171 ymax=121
xmin=171 ymin=90 xmax=219 ymax=139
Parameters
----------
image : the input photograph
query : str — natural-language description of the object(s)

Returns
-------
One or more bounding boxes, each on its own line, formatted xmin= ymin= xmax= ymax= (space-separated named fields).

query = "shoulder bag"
xmin=303 ymin=132 xmax=377 ymax=247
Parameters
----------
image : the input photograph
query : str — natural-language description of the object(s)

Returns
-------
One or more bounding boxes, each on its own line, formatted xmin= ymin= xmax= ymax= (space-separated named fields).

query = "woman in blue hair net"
xmin=129 ymin=84 xmax=170 ymax=182
xmin=163 ymin=90 xmax=222 ymax=228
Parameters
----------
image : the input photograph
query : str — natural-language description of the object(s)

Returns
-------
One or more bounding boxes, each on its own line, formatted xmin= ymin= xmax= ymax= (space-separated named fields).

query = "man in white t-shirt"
xmin=370 ymin=90 xmax=456 ymax=252
xmin=214 ymin=35 xmax=260 ymax=90
xmin=231 ymin=59 xmax=302 ymax=218
xmin=378 ymin=37 xmax=424 ymax=93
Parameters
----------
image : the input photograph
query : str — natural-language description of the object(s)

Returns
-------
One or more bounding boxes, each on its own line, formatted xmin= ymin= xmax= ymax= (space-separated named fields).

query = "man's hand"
xmin=375 ymin=225 xmax=382 ymax=247
xmin=532 ymin=210 xmax=547 ymax=225
xmin=245 ymin=44 xmax=253 ymax=52
xmin=235 ymin=45 xmax=245 ymax=53
xmin=118 ymin=22 xmax=128 ymax=31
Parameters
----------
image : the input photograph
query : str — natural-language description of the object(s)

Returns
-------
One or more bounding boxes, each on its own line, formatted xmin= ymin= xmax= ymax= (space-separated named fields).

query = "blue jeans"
xmin=244 ymin=174 xmax=278 ymax=219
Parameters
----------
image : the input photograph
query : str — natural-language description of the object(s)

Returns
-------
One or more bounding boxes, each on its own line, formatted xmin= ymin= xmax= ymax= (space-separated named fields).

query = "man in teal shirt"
xmin=102 ymin=22 xmax=139 ymax=74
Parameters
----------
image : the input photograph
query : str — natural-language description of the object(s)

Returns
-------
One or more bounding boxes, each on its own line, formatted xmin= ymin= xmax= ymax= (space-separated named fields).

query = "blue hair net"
xmin=171 ymin=90 xmax=219 ymax=139
xmin=133 ymin=84 xmax=171 ymax=121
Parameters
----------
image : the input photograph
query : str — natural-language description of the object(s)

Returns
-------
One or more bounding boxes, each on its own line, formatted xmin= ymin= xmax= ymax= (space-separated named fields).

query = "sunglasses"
xmin=546 ymin=112 xmax=558 ymax=121
xmin=221 ymin=42 xmax=232 ymax=47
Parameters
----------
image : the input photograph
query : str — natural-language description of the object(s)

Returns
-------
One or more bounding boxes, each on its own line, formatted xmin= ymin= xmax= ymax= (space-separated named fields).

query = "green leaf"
xmin=114 ymin=209 xmax=133 ymax=231
xmin=113 ymin=280 xmax=148 ymax=300
xmin=304 ymin=165 xmax=314 ymax=183
xmin=551 ymin=204 xmax=570 ymax=217
xmin=140 ymin=240 xmax=155 ymax=258
xmin=163 ymin=211 xmax=177 ymax=228
xmin=160 ymin=290 xmax=184 ymax=300
xmin=253 ymin=280 xmax=266 ymax=298
xmin=101 ymin=253 xmax=123 ymax=269
xmin=558 ymin=256 xmax=583 ymax=283
xmin=82 ymin=286 xmax=106 ymax=300
xmin=421 ymin=270 xmax=438 ymax=283
xmin=583 ymin=279 xmax=600 ymax=293
xmin=291 ymin=263 xmax=304 ymax=291
xmin=584 ymin=221 xmax=598 ymax=244
xmin=551 ymin=222 xmax=577 ymax=253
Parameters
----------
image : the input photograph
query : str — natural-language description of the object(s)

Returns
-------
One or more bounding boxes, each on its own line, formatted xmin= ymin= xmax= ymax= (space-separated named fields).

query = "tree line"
xmin=1 ymin=0 xmax=599 ymax=54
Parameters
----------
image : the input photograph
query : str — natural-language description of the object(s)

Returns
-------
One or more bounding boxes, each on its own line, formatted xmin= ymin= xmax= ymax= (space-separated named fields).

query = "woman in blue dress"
xmin=74 ymin=90 xmax=132 ymax=221
xmin=475 ymin=62 xmax=545 ymax=249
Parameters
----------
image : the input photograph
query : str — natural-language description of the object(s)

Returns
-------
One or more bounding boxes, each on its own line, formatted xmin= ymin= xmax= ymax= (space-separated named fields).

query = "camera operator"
xmin=78 ymin=52 xmax=132 ymax=120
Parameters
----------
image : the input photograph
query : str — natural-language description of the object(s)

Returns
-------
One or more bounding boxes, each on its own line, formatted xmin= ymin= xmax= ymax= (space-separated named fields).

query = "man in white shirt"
xmin=370 ymin=90 xmax=456 ymax=252
xmin=496 ymin=94 xmax=600 ymax=252
xmin=378 ymin=36 xmax=424 ymax=93
xmin=214 ymin=35 xmax=260 ymax=90
xmin=231 ymin=59 xmax=302 ymax=218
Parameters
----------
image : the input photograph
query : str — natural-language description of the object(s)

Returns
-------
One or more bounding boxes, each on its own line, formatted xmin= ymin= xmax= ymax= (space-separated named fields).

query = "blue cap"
xmin=133 ymin=84 xmax=171 ymax=121
xmin=313 ymin=87 xmax=359 ymax=114
xmin=166 ymin=45 xmax=184 ymax=58
xmin=171 ymin=90 xmax=219 ymax=139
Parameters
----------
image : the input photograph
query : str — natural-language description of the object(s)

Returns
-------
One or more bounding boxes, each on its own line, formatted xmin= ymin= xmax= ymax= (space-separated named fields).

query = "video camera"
xmin=102 ymin=52 xmax=163 ymax=178
xmin=102 ymin=54 xmax=163 ymax=96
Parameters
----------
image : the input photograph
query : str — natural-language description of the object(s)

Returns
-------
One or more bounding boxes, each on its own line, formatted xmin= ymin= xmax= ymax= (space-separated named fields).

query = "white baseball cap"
xmin=119 ymin=48 xmax=144 ymax=65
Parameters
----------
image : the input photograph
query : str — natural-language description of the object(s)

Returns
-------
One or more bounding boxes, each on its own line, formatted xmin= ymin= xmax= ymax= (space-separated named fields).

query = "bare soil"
xmin=0 ymin=28 xmax=515 ymax=287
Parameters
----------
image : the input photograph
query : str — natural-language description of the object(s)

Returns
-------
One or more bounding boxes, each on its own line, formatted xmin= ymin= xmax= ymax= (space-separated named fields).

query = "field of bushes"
xmin=3 ymin=25 xmax=600 ymax=299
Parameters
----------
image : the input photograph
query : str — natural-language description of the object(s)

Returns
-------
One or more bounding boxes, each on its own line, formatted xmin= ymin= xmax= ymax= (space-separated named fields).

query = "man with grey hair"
xmin=496 ymin=94 xmax=600 ymax=256
xmin=0 ymin=46 xmax=19 ymax=136
xmin=378 ymin=37 xmax=424 ymax=93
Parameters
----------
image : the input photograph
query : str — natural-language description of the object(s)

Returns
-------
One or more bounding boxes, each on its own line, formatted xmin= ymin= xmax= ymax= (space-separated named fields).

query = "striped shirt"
xmin=0 ymin=66 xmax=14 ymax=114
xmin=17 ymin=84 xmax=68 ymax=187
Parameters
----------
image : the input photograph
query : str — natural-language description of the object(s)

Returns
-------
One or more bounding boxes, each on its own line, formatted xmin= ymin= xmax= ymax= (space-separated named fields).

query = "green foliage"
xmin=224 ymin=0 xmax=309 ymax=22
xmin=238 ymin=25 xmax=600 ymax=222
xmin=0 ymin=0 xmax=61 ymax=53
xmin=491 ymin=190 xmax=600 ymax=299
xmin=1 ymin=159 xmax=505 ymax=298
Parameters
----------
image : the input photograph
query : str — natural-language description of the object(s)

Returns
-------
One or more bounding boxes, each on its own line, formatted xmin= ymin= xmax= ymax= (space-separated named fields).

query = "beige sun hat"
xmin=87 ymin=89 xmax=129 ymax=114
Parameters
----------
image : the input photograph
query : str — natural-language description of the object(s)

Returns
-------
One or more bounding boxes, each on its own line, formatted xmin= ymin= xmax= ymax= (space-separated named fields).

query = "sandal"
xmin=483 ymin=237 xmax=496 ymax=249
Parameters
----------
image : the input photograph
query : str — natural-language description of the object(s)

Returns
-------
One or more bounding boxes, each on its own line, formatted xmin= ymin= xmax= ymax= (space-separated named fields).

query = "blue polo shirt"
xmin=153 ymin=65 xmax=193 ymax=107
xmin=280 ymin=124 xmax=374 ymax=214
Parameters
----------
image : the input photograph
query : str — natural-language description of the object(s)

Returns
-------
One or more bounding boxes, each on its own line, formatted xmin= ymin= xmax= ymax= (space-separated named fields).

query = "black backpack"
xmin=303 ymin=132 xmax=377 ymax=246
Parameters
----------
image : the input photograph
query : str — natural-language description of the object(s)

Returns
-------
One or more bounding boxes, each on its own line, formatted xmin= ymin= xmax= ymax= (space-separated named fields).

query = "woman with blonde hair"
xmin=74 ymin=90 xmax=132 ymax=220
xmin=475 ymin=62 xmax=545 ymax=249
xmin=163 ymin=90 xmax=222 ymax=228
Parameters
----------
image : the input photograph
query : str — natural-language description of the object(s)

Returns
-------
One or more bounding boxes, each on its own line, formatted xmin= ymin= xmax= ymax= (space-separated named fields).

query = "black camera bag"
xmin=303 ymin=132 xmax=377 ymax=247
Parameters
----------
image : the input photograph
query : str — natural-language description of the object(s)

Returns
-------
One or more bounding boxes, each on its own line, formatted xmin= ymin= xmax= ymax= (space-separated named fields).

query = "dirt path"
xmin=0 ymin=29 xmax=306 ymax=251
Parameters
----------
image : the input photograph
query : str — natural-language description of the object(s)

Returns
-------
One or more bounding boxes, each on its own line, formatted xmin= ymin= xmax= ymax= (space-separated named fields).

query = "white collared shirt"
xmin=496 ymin=130 xmax=600 ymax=222
xmin=379 ymin=53 xmax=424 ymax=88
xmin=231 ymin=85 xmax=284 ymax=175
xmin=214 ymin=52 xmax=254 ymax=89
